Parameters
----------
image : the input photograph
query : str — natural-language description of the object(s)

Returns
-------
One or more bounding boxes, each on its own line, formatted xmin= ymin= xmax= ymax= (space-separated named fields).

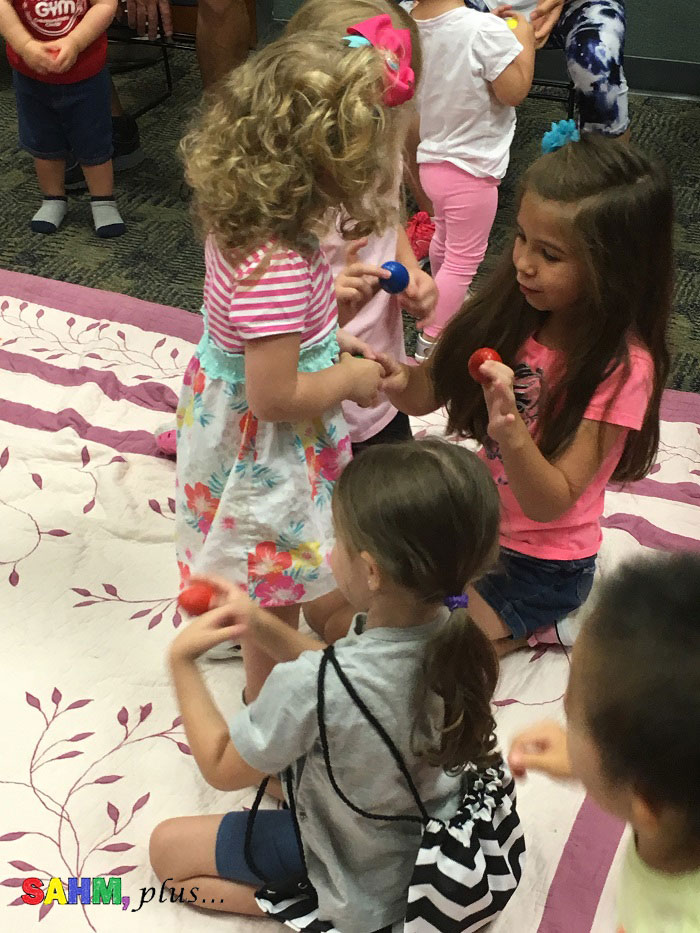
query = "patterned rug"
xmin=0 ymin=50 xmax=698 ymax=391
xmin=1 ymin=271 xmax=697 ymax=931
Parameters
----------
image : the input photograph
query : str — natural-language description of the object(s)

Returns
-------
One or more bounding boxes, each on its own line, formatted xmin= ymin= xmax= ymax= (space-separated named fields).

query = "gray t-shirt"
xmin=230 ymin=612 xmax=464 ymax=933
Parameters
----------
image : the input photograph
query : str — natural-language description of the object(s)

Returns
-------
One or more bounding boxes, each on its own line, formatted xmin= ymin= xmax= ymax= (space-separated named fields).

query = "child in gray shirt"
xmin=151 ymin=439 xmax=524 ymax=931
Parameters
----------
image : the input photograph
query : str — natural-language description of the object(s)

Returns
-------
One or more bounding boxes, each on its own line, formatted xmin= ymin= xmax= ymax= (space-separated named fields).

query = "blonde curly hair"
xmin=181 ymin=26 xmax=415 ymax=259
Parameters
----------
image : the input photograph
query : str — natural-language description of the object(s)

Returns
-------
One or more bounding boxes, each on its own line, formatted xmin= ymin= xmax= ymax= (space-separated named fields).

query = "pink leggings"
xmin=419 ymin=161 xmax=499 ymax=340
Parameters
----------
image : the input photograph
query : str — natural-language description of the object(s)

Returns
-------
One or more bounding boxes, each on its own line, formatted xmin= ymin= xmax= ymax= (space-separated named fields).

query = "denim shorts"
xmin=215 ymin=808 xmax=305 ymax=888
xmin=474 ymin=548 xmax=597 ymax=640
xmin=13 ymin=67 xmax=112 ymax=165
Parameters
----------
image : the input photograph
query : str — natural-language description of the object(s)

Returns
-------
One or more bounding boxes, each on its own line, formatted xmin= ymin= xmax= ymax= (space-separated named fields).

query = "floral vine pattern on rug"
xmin=0 ymin=446 xmax=71 ymax=587
xmin=0 ymin=300 xmax=184 ymax=380
xmin=1 ymin=689 xmax=191 ymax=929
xmin=71 ymin=585 xmax=181 ymax=632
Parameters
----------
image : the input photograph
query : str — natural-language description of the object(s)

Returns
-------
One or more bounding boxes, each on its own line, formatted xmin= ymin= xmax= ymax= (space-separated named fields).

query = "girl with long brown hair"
xmin=150 ymin=440 xmax=523 ymax=929
xmin=381 ymin=135 xmax=673 ymax=654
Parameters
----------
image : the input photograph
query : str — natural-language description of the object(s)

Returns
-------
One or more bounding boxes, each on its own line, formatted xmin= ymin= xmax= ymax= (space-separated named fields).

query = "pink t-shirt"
xmin=203 ymin=236 xmax=337 ymax=351
xmin=480 ymin=335 xmax=654 ymax=560
xmin=322 ymin=220 xmax=406 ymax=443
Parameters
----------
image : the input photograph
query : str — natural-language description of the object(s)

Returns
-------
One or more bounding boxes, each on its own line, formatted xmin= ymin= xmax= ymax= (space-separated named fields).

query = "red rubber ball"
xmin=468 ymin=347 xmax=502 ymax=384
xmin=178 ymin=583 xmax=215 ymax=615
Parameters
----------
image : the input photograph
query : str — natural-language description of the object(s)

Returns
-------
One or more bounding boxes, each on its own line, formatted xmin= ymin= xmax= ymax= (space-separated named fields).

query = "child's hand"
xmin=400 ymin=268 xmax=437 ymax=331
xmin=495 ymin=9 xmax=535 ymax=47
xmin=376 ymin=352 xmax=410 ymax=395
xmin=336 ymin=328 xmax=377 ymax=361
xmin=530 ymin=0 xmax=564 ymax=48
xmin=47 ymin=36 xmax=81 ymax=73
xmin=335 ymin=238 xmax=390 ymax=320
xmin=339 ymin=352 xmax=382 ymax=408
xmin=171 ymin=575 xmax=255 ymax=662
xmin=19 ymin=39 xmax=60 ymax=75
xmin=480 ymin=360 xmax=520 ymax=445
xmin=508 ymin=721 xmax=572 ymax=779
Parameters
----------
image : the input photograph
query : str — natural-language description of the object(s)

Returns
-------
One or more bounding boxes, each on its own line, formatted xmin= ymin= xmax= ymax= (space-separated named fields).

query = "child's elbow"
xmin=249 ymin=401 xmax=286 ymax=422
xmin=495 ymin=82 xmax=530 ymax=107
xmin=524 ymin=500 xmax=573 ymax=523
xmin=247 ymin=391 xmax=291 ymax=422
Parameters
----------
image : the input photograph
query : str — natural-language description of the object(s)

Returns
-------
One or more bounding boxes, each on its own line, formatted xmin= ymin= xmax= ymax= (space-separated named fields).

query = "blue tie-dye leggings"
xmin=465 ymin=0 xmax=628 ymax=136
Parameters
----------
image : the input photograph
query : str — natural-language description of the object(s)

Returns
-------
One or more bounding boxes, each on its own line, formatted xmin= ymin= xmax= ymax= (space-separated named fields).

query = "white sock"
xmin=90 ymin=198 xmax=125 ymax=239
xmin=31 ymin=196 xmax=67 ymax=234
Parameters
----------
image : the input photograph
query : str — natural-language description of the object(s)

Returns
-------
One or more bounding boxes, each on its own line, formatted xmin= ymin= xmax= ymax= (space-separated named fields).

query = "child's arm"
xmin=395 ymin=226 xmax=437 ymax=332
xmin=481 ymin=361 xmax=627 ymax=522
xmin=335 ymin=230 xmax=436 ymax=331
xmin=169 ymin=607 xmax=267 ymax=791
xmin=49 ymin=0 xmax=117 ymax=74
xmin=190 ymin=573 xmax=326 ymax=663
xmin=403 ymin=106 xmax=433 ymax=216
xmin=245 ymin=334 xmax=382 ymax=421
xmin=378 ymin=352 xmax=438 ymax=417
xmin=335 ymin=238 xmax=391 ymax=326
xmin=489 ymin=12 xmax=536 ymax=107
xmin=508 ymin=721 xmax=573 ymax=779
xmin=0 ymin=0 xmax=58 ymax=74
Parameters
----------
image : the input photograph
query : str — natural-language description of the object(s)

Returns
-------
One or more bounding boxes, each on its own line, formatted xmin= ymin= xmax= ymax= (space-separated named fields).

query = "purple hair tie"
xmin=444 ymin=595 xmax=469 ymax=612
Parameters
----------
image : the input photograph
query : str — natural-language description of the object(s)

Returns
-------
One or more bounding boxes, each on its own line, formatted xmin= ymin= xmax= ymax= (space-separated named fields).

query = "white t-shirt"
xmin=402 ymin=3 xmax=523 ymax=179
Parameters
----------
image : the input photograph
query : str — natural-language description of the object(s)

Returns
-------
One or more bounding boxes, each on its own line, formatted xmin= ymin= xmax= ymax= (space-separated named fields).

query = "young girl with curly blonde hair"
xmin=175 ymin=19 xmax=417 ymax=697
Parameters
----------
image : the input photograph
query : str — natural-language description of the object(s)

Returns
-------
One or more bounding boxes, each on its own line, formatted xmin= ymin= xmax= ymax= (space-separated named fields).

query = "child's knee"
xmin=149 ymin=818 xmax=183 ymax=880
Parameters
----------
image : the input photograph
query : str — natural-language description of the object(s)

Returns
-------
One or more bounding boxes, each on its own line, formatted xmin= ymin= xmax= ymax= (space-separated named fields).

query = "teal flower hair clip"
xmin=541 ymin=119 xmax=580 ymax=154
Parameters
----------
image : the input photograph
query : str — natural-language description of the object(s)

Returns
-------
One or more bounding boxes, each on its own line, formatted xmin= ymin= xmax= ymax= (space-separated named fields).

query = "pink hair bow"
xmin=344 ymin=14 xmax=415 ymax=107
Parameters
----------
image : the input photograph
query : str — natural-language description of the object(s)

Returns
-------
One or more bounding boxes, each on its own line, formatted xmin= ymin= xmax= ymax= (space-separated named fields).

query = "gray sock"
xmin=90 ymin=198 xmax=125 ymax=239
xmin=31 ymin=196 xmax=67 ymax=234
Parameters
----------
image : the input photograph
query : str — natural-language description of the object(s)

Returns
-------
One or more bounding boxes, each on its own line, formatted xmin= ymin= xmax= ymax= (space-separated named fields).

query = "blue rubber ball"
xmin=379 ymin=261 xmax=410 ymax=294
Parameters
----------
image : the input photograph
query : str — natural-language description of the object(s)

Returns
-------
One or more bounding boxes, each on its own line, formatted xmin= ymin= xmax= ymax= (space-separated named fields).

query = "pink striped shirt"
xmin=203 ymin=237 xmax=337 ymax=353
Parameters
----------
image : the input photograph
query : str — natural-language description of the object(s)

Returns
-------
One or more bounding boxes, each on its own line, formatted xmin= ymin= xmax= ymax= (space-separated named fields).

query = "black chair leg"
xmin=129 ymin=41 xmax=174 ymax=119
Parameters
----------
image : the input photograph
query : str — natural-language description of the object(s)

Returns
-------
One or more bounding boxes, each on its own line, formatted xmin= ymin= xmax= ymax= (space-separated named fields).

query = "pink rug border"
xmin=2 ymin=268 xmax=700 ymax=416
xmin=2 ymin=269 xmax=698 ymax=421
xmin=0 ymin=269 xmax=203 ymax=343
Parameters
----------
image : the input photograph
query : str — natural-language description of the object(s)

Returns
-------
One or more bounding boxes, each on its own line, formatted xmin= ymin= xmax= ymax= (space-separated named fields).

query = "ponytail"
xmin=421 ymin=608 xmax=500 ymax=774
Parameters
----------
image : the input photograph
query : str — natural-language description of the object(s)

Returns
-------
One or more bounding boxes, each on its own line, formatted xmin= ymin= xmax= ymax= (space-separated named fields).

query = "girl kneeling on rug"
xmin=380 ymin=133 xmax=673 ymax=654
xmin=151 ymin=440 xmax=524 ymax=931
xmin=175 ymin=16 xmax=417 ymax=690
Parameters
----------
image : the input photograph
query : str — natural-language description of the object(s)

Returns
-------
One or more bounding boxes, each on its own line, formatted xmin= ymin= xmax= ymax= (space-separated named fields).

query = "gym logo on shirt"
xmin=19 ymin=0 xmax=86 ymax=38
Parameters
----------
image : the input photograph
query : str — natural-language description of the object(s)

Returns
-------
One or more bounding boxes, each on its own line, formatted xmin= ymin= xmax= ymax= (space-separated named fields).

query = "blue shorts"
xmin=13 ymin=67 xmax=113 ymax=165
xmin=474 ymin=548 xmax=597 ymax=640
xmin=215 ymin=808 xmax=305 ymax=888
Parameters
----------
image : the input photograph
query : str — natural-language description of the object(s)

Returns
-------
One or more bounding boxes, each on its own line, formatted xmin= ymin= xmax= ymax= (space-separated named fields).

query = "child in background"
xmin=381 ymin=136 xmax=672 ymax=653
xmin=402 ymin=0 xmax=535 ymax=361
xmin=286 ymin=0 xmax=438 ymax=458
xmin=330 ymin=229 xmax=436 ymax=455
xmin=0 ymin=0 xmax=125 ymax=237
xmin=509 ymin=552 xmax=700 ymax=932
xmin=151 ymin=440 xmax=524 ymax=931
xmin=176 ymin=23 xmax=414 ymax=695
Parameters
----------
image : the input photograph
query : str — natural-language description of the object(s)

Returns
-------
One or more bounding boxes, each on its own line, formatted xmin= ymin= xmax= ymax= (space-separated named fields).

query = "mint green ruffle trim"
xmin=195 ymin=321 xmax=340 ymax=383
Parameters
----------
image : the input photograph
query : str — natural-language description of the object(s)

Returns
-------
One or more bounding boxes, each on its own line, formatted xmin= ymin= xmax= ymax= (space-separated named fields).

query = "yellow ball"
xmin=506 ymin=16 xmax=518 ymax=29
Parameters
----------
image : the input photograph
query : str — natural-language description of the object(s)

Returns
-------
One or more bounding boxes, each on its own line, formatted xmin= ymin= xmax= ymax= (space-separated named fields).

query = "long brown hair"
xmin=432 ymin=137 xmax=673 ymax=482
xmin=333 ymin=439 xmax=501 ymax=773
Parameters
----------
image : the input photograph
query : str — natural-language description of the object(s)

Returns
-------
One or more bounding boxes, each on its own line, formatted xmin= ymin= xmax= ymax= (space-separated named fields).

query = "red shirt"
xmin=6 ymin=0 xmax=107 ymax=84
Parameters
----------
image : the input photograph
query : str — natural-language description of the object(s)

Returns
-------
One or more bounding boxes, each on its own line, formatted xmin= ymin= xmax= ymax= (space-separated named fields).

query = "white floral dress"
xmin=175 ymin=238 xmax=351 ymax=607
